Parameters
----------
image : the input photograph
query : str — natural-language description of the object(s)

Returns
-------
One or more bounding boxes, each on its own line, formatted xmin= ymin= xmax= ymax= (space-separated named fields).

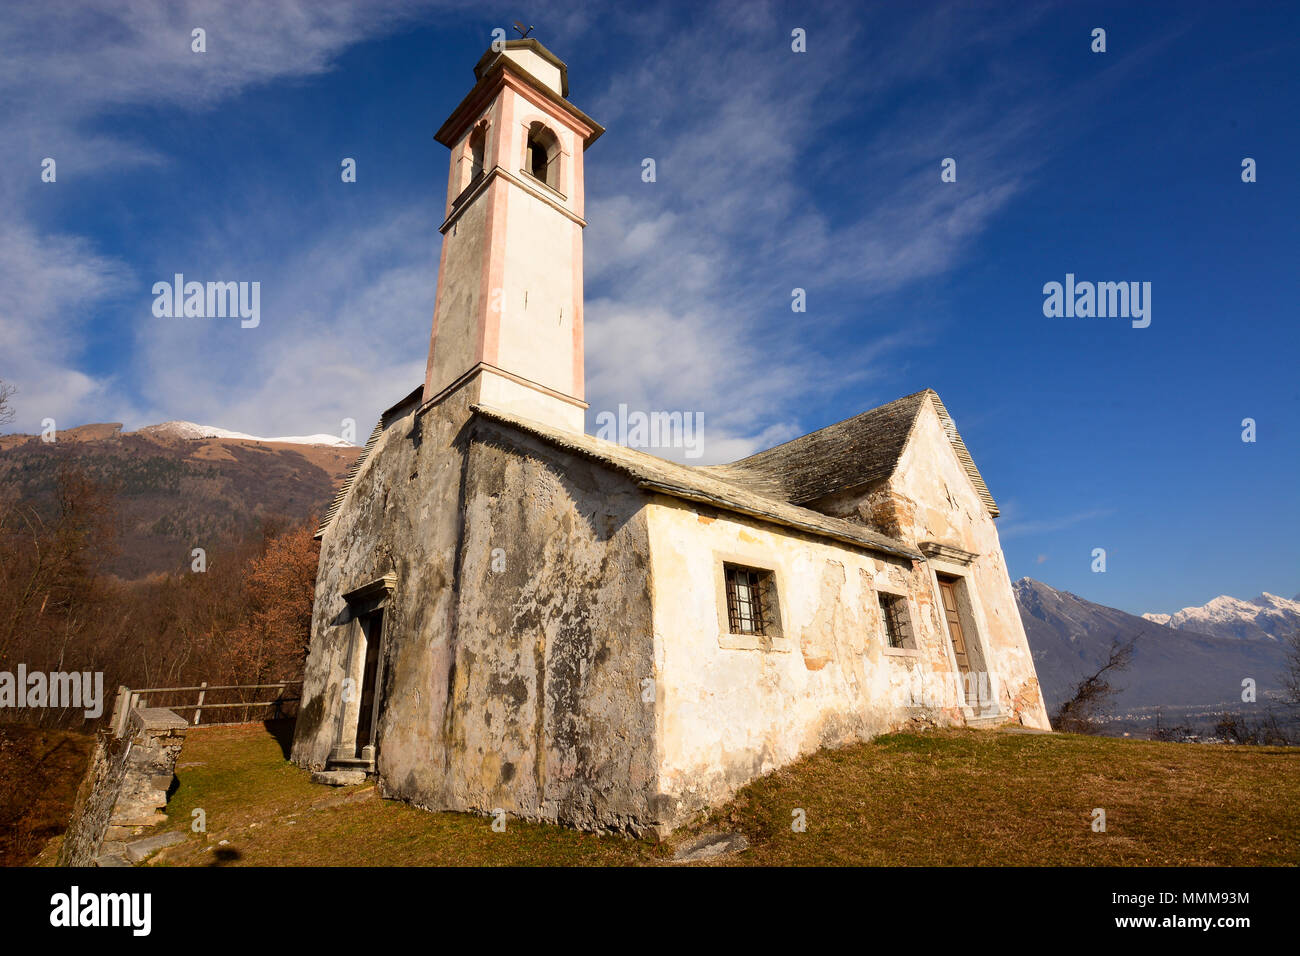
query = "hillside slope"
xmin=0 ymin=423 xmax=360 ymax=578
xmin=36 ymin=723 xmax=1298 ymax=867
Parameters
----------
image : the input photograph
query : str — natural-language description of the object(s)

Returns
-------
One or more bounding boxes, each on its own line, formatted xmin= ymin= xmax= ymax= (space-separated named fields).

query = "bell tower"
xmin=423 ymin=39 xmax=603 ymax=432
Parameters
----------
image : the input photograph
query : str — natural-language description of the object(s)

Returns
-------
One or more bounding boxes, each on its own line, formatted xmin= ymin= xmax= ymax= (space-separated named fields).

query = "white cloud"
xmin=998 ymin=508 xmax=1114 ymax=540
xmin=0 ymin=0 xmax=454 ymax=434
xmin=0 ymin=221 xmax=139 ymax=431
xmin=128 ymin=204 xmax=437 ymax=437
xmin=578 ymin=2 xmax=1054 ymax=461
xmin=1 ymin=0 xmax=1077 ymax=455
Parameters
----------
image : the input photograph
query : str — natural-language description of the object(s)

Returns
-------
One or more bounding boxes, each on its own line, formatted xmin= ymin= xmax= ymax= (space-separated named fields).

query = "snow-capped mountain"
xmin=0 ymin=420 xmax=362 ymax=578
xmin=1142 ymin=592 xmax=1300 ymax=643
xmin=1013 ymin=577 xmax=1291 ymax=714
xmin=137 ymin=420 xmax=354 ymax=447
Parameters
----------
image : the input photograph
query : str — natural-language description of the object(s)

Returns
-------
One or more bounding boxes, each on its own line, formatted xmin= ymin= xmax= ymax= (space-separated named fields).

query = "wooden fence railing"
xmin=110 ymin=681 xmax=302 ymax=737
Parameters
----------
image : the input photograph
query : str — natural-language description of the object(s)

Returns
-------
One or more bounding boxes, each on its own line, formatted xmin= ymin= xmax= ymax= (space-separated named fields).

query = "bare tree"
xmin=1282 ymin=627 xmax=1300 ymax=711
xmin=0 ymin=379 xmax=15 ymax=426
xmin=1213 ymin=711 xmax=1292 ymax=746
xmin=1052 ymin=637 xmax=1136 ymax=734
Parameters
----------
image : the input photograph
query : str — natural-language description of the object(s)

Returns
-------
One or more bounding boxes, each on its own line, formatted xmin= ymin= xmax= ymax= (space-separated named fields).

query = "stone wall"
xmin=59 ymin=707 xmax=188 ymax=866
xmin=293 ymin=395 xmax=659 ymax=833
xmin=451 ymin=422 xmax=657 ymax=831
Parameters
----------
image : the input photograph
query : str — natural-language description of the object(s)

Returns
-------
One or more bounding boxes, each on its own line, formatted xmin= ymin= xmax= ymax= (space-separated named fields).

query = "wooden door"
xmin=939 ymin=579 xmax=971 ymax=676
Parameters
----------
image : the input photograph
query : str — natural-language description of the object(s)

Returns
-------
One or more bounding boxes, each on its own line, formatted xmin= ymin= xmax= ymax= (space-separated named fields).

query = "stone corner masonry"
xmin=58 ymin=706 xmax=189 ymax=867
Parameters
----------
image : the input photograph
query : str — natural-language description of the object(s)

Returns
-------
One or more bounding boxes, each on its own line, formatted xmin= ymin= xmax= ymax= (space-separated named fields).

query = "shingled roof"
xmin=315 ymin=385 xmax=995 ymax=544
xmin=314 ymin=385 xmax=424 ymax=539
xmin=704 ymin=389 xmax=999 ymax=517
xmin=470 ymin=405 xmax=922 ymax=560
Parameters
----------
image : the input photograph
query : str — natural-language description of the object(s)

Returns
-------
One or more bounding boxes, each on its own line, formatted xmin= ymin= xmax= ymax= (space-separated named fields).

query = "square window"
xmin=878 ymin=592 xmax=913 ymax=649
xmin=724 ymin=564 xmax=775 ymax=636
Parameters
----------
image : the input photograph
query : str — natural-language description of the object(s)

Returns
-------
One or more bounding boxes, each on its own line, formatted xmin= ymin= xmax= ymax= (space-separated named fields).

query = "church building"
xmin=291 ymin=39 xmax=1050 ymax=835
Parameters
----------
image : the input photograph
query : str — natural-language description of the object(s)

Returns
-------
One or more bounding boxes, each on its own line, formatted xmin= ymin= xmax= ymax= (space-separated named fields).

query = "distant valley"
xmin=1014 ymin=578 xmax=1295 ymax=736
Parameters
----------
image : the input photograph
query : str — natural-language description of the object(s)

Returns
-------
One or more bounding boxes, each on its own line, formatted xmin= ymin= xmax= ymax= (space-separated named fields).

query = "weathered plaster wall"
xmin=888 ymin=404 xmax=1050 ymax=727
xmin=816 ymin=402 xmax=1050 ymax=729
xmin=427 ymin=196 xmax=490 ymax=394
xmin=449 ymin=423 xmax=658 ymax=831
xmin=292 ymin=389 xmax=473 ymax=802
xmin=292 ymin=397 xmax=659 ymax=832
xmin=644 ymin=498 xmax=963 ymax=826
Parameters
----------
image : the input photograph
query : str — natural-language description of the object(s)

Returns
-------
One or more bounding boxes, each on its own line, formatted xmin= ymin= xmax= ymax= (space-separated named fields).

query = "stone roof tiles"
xmin=704 ymin=388 xmax=999 ymax=517
xmin=316 ymin=384 xmax=996 ymax=546
xmin=469 ymin=404 xmax=923 ymax=561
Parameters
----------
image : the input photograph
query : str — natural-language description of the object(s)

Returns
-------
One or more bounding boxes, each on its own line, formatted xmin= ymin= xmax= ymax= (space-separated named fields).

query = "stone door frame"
xmin=329 ymin=573 xmax=396 ymax=769
xmin=921 ymin=546 xmax=999 ymax=715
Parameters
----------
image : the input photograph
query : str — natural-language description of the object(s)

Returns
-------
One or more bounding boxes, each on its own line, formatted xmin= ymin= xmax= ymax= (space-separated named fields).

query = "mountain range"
xmin=0 ymin=421 xmax=360 ymax=578
xmin=1014 ymin=578 xmax=1294 ymax=731
xmin=1141 ymin=591 xmax=1300 ymax=643
xmin=3 ymin=418 xmax=1294 ymax=734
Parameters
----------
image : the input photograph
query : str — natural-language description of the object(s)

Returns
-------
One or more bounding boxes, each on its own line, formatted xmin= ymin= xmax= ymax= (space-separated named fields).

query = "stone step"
xmin=327 ymin=756 xmax=375 ymax=771
xmin=109 ymin=810 xmax=169 ymax=827
xmin=672 ymin=832 xmax=750 ymax=863
xmin=124 ymin=830 xmax=187 ymax=863
xmin=312 ymin=769 xmax=368 ymax=787
xmin=95 ymin=845 xmax=132 ymax=867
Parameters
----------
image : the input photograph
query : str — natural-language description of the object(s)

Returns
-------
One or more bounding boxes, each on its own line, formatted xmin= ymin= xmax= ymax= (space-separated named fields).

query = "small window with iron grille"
xmin=878 ymin=592 xmax=913 ymax=649
xmin=724 ymin=564 xmax=775 ymax=636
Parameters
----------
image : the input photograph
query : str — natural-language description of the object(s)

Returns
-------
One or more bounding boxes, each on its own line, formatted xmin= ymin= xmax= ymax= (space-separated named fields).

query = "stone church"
xmin=291 ymin=39 xmax=1050 ymax=835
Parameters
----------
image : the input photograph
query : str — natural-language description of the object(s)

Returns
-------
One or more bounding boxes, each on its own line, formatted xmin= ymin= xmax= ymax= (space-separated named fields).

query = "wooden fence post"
xmin=193 ymin=681 xmax=208 ymax=726
xmin=110 ymin=686 xmax=129 ymax=737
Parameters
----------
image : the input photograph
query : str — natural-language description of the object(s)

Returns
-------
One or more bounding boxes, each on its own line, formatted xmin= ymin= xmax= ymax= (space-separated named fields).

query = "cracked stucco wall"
xmin=445 ymin=423 xmax=657 ymax=832
xmin=884 ymin=402 xmax=1050 ymax=729
xmin=814 ymin=401 xmax=1051 ymax=730
xmin=291 ymin=395 xmax=659 ymax=833
xmin=292 ymin=388 xmax=473 ymax=803
xmin=644 ymin=497 xmax=962 ymax=827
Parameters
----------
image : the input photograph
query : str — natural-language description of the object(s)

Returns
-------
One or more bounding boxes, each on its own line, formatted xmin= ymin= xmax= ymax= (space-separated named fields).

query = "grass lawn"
xmin=38 ymin=722 xmax=1299 ymax=866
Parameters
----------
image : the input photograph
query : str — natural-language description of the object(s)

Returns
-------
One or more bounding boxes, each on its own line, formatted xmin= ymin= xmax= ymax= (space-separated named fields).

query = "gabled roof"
xmin=314 ymin=385 xmax=423 ymax=539
xmin=704 ymin=389 xmax=999 ymax=517
xmin=314 ymin=386 xmax=996 ymax=545
xmin=470 ymin=405 xmax=922 ymax=560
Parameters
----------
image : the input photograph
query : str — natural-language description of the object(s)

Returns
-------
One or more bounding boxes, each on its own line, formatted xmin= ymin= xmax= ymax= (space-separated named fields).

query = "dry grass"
xmin=33 ymin=723 xmax=1299 ymax=867
xmin=685 ymin=729 xmax=1298 ymax=866
xmin=0 ymin=723 xmax=94 ymax=866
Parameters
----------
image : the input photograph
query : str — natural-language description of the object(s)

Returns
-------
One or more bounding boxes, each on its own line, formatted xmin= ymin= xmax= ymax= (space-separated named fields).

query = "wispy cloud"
xmin=1 ymin=0 xmax=1099 ymax=456
xmin=0 ymin=0 xmax=453 ymax=434
xmin=998 ymin=508 xmax=1114 ymax=540
xmin=579 ymin=1 xmax=1060 ymax=461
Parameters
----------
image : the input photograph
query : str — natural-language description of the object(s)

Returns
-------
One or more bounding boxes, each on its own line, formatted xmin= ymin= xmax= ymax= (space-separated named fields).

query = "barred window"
xmin=724 ymin=564 xmax=774 ymax=636
xmin=878 ymin=593 xmax=912 ymax=649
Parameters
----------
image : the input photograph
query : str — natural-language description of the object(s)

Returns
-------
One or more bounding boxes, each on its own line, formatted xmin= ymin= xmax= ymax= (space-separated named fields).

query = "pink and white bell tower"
xmin=422 ymin=39 xmax=603 ymax=432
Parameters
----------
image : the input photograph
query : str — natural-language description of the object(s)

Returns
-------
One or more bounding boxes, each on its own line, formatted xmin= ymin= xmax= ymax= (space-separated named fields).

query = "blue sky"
xmin=1 ymin=0 xmax=1296 ymax=615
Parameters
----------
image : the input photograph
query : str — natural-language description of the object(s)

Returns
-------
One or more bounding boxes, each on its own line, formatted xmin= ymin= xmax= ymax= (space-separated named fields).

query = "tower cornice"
xmin=434 ymin=55 xmax=603 ymax=150
xmin=440 ymin=165 xmax=588 ymax=235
